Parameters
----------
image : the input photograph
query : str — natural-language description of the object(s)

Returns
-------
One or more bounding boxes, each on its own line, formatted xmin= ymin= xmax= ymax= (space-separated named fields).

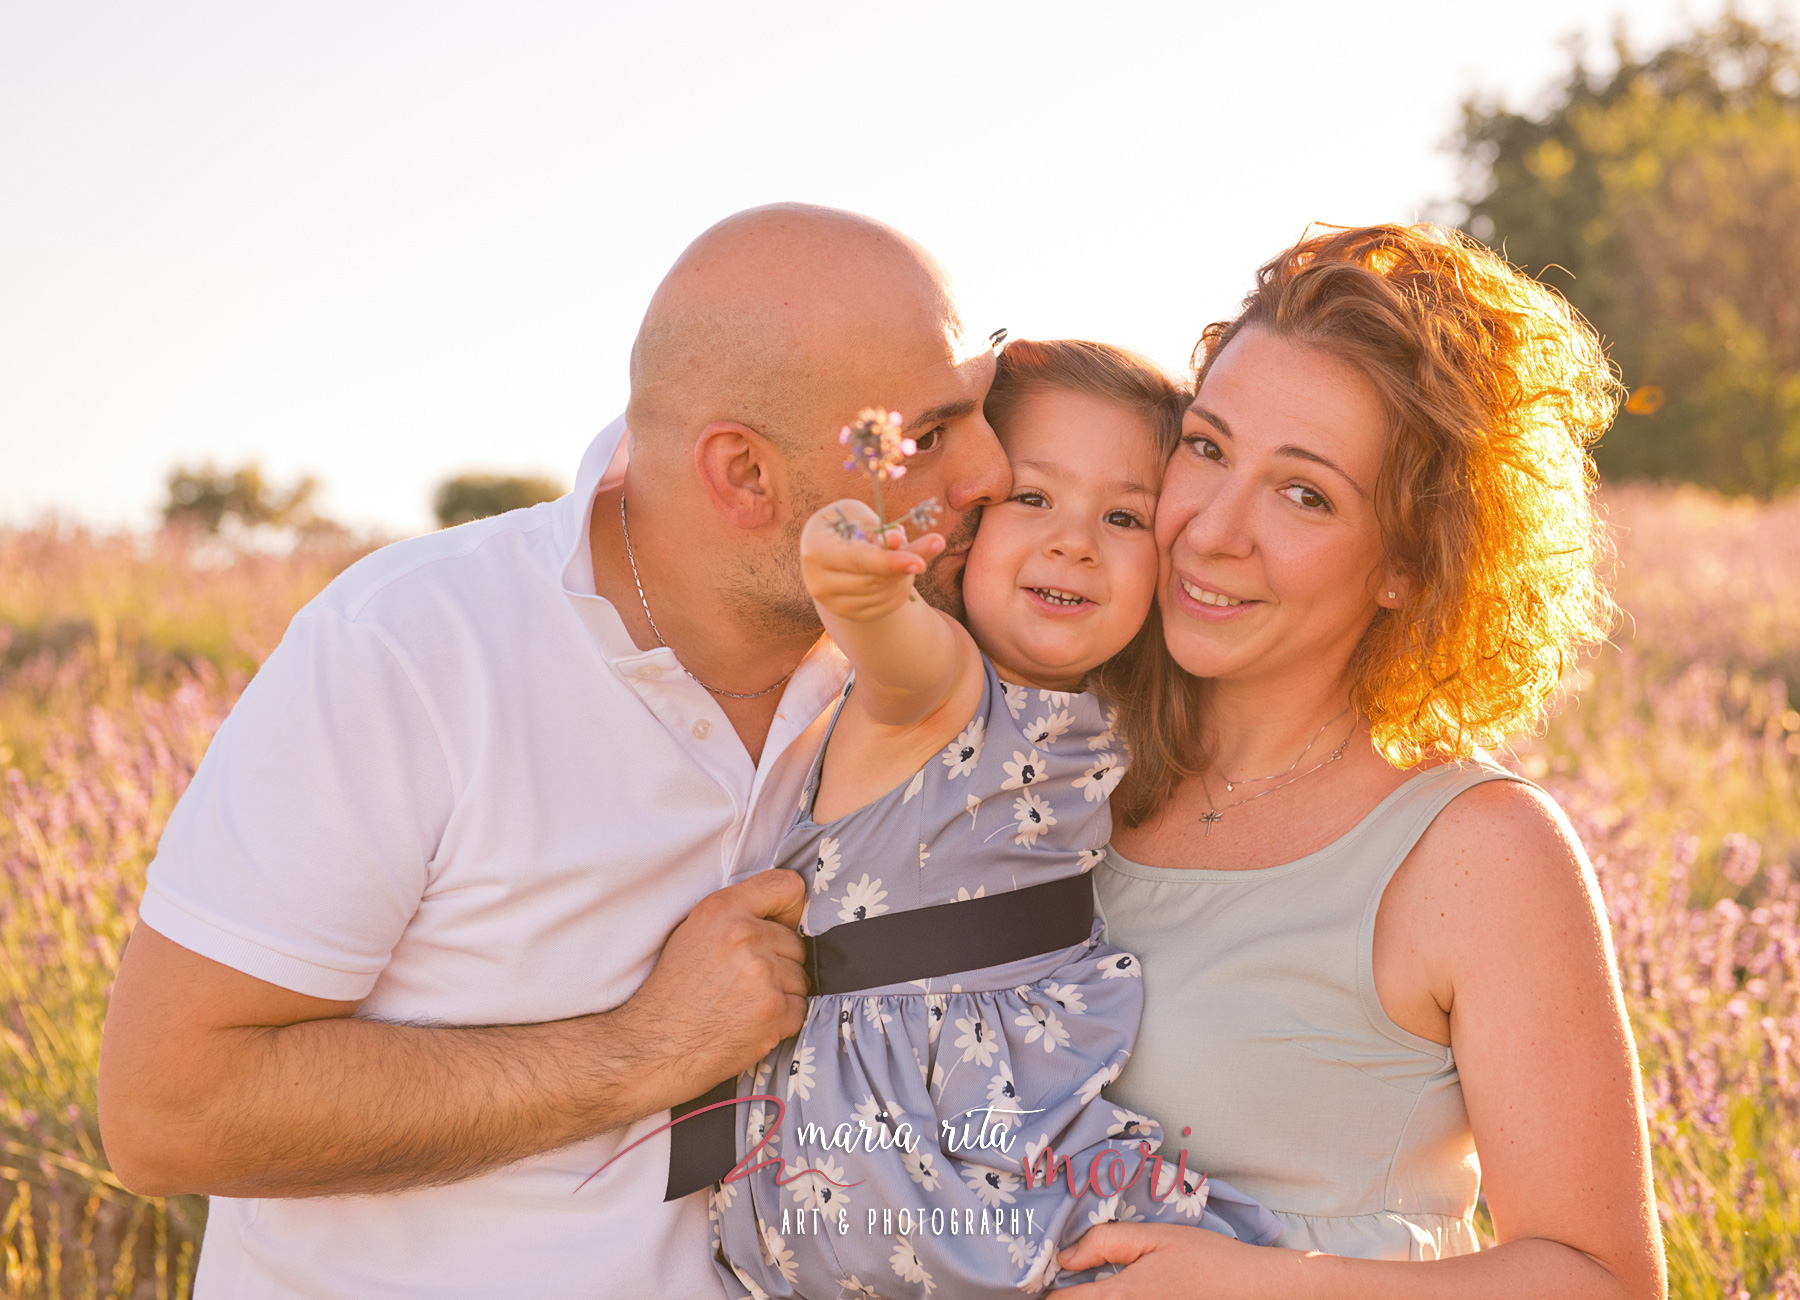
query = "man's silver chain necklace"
xmin=1200 ymin=713 xmax=1359 ymax=835
xmin=619 ymin=494 xmax=796 ymax=700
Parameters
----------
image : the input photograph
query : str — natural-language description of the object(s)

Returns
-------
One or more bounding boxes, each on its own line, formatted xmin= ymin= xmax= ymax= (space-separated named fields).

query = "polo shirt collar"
xmin=551 ymin=417 xmax=850 ymax=707
xmin=556 ymin=415 xmax=630 ymax=606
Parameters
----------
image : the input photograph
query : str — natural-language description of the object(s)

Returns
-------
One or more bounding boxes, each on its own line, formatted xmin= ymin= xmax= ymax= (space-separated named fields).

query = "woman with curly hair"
xmin=1057 ymin=226 xmax=1666 ymax=1298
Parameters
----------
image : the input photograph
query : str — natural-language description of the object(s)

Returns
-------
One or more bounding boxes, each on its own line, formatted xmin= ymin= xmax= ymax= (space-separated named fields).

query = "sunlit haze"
xmin=1 ymin=0 xmax=1743 ymax=534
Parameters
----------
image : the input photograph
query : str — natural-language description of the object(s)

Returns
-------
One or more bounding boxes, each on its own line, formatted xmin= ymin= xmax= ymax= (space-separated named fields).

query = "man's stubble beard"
xmin=723 ymin=505 xmax=823 ymax=638
xmin=726 ymin=481 xmax=979 ymax=636
xmin=913 ymin=510 xmax=976 ymax=623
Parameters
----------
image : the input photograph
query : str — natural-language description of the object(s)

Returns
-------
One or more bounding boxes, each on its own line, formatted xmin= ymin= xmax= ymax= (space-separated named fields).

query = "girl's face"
xmin=1156 ymin=326 xmax=1402 ymax=688
xmin=962 ymin=388 xmax=1164 ymax=689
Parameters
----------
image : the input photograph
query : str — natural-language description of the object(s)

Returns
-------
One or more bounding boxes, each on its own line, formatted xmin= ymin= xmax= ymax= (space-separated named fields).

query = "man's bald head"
xmin=626 ymin=203 xmax=964 ymax=456
xmin=615 ymin=204 xmax=1005 ymax=638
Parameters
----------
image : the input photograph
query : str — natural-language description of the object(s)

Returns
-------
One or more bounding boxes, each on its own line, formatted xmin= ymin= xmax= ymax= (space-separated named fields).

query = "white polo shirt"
xmin=139 ymin=418 xmax=847 ymax=1299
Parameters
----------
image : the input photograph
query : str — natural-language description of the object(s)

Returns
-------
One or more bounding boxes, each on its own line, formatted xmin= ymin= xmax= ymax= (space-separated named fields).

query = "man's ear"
xmin=694 ymin=421 xmax=780 ymax=530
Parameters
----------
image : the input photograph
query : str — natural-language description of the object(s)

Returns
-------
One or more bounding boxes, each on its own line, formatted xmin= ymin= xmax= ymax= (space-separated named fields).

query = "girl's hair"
xmin=984 ymin=337 xmax=1189 ymax=458
xmin=1114 ymin=223 xmax=1621 ymax=827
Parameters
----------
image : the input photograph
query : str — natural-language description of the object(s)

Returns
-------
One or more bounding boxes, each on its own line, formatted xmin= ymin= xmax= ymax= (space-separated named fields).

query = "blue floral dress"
xmin=708 ymin=659 xmax=1280 ymax=1299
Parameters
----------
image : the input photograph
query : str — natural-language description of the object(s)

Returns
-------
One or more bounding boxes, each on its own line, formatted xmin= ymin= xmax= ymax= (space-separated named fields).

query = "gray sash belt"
xmin=664 ymin=871 xmax=1095 ymax=1201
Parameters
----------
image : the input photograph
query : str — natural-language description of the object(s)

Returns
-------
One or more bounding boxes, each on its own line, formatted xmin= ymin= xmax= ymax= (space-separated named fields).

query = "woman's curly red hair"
xmin=1217 ymin=223 xmax=1619 ymax=765
xmin=1114 ymin=224 xmax=1620 ymax=822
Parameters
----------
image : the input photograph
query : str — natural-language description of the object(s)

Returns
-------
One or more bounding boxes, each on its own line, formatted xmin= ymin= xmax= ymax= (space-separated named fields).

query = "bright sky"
xmin=1 ymin=0 xmax=1747 ymax=535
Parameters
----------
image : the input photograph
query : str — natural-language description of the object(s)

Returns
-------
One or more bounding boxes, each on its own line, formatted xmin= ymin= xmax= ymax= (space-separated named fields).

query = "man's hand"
xmin=801 ymin=498 xmax=945 ymax=624
xmin=611 ymin=868 xmax=811 ymax=1110
xmin=98 ymin=870 xmax=813 ymax=1198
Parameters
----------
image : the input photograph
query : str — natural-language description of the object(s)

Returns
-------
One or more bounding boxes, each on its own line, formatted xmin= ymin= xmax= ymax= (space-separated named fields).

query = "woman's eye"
xmin=1279 ymin=484 xmax=1331 ymax=512
xmin=1184 ymin=434 xmax=1224 ymax=462
xmin=1104 ymin=509 xmax=1145 ymax=529
xmin=911 ymin=425 xmax=944 ymax=453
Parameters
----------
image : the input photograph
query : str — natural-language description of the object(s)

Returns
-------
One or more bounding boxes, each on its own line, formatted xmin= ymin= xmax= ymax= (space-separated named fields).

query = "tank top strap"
xmin=1350 ymin=760 xmax=1527 ymax=1059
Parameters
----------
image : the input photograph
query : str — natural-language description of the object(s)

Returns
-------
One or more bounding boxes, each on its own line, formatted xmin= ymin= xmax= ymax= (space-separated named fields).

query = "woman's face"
xmin=1156 ymin=326 xmax=1400 ymax=687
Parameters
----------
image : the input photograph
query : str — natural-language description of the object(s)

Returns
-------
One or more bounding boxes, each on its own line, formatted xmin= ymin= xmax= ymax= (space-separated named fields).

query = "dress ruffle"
xmin=1261 ymin=1207 xmax=1479 ymax=1260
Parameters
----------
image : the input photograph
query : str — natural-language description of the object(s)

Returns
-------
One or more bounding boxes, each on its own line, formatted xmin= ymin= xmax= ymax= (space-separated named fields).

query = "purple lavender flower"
xmin=836 ymin=408 xmax=937 ymax=548
xmin=839 ymin=408 xmax=915 ymax=483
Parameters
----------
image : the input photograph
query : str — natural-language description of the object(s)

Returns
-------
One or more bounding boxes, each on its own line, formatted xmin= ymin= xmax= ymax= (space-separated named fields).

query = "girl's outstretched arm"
xmin=800 ymin=498 xmax=986 ymax=818
xmin=801 ymin=497 xmax=981 ymax=728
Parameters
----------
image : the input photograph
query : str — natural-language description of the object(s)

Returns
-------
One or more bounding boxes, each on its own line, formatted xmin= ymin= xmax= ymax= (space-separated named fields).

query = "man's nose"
xmin=943 ymin=413 xmax=1010 ymax=512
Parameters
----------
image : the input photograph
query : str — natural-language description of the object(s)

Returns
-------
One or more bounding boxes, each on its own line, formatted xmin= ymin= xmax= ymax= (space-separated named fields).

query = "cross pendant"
xmin=1200 ymin=809 xmax=1224 ymax=836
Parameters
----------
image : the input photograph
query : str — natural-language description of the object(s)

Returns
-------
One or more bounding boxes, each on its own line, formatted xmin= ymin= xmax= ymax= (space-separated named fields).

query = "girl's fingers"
xmin=901 ymin=531 xmax=945 ymax=560
xmin=809 ymin=497 xmax=882 ymax=530
xmin=825 ymin=542 xmax=926 ymax=577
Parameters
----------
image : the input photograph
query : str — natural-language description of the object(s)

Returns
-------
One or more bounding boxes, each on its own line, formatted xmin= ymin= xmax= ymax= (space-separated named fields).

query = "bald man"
xmin=96 ymin=205 xmax=1010 ymax=1298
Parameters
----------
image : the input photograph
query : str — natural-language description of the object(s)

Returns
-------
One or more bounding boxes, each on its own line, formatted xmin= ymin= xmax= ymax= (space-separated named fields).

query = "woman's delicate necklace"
xmin=1200 ymin=714 xmax=1359 ymax=835
xmin=1216 ymin=706 xmax=1350 ymax=792
xmin=619 ymin=494 xmax=796 ymax=700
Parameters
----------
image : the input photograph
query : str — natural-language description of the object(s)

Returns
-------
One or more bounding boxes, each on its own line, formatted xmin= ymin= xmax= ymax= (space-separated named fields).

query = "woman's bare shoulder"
xmin=1374 ymin=770 xmax=1616 ymax=1051
xmin=1417 ymin=773 xmax=1586 ymax=871
xmin=1392 ymin=773 xmax=1605 ymax=974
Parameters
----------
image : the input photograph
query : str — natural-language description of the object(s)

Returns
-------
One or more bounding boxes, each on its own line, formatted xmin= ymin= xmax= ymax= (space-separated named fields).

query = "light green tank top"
xmin=1096 ymin=760 xmax=1520 ymax=1261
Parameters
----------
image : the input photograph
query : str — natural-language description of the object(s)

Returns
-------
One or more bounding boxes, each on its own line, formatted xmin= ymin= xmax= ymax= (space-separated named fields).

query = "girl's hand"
xmin=800 ymin=498 xmax=945 ymax=624
xmin=1054 ymin=1223 xmax=1293 ymax=1299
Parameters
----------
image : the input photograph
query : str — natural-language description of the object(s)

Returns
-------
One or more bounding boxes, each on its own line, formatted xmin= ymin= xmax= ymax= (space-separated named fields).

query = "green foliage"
xmin=162 ymin=463 xmax=322 ymax=534
xmin=431 ymin=473 xmax=565 ymax=529
xmin=1456 ymin=13 xmax=1800 ymax=497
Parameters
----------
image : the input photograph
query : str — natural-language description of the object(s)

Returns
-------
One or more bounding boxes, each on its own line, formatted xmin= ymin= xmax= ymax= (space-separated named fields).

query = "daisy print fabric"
xmin=798 ymin=657 xmax=1119 ymax=942
xmin=709 ymin=657 xmax=1281 ymax=1299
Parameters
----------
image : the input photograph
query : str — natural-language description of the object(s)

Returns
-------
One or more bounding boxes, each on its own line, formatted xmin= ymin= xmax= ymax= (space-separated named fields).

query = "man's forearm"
xmin=102 ymin=876 xmax=809 ymax=1200
xmin=220 ymin=1010 xmax=660 ymax=1195
xmin=131 ymin=1004 xmax=673 ymax=1198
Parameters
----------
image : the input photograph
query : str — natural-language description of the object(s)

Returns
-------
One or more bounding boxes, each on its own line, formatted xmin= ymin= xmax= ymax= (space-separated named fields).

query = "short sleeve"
xmin=138 ymin=603 xmax=455 ymax=1001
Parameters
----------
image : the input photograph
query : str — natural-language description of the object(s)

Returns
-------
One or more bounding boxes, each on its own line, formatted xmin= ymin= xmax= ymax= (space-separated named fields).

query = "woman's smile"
xmin=1172 ymin=574 xmax=1255 ymax=615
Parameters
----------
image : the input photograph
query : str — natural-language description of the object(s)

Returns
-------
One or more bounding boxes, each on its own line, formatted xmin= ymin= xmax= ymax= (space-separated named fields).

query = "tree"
xmin=432 ymin=473 xmax=565 ymax=529
xmin=1455 ymin=12 xmax=1800 ymax=496
xmin=163 ymin=463 xmax=322 ymax=533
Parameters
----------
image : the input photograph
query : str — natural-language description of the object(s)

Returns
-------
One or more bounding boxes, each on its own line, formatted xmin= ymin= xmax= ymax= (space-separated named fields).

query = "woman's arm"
xmin=1054 ymin=1225 xmax=1654 ymax=1300
xmin=1055 ymin=780 xmax=1666 ymax=1300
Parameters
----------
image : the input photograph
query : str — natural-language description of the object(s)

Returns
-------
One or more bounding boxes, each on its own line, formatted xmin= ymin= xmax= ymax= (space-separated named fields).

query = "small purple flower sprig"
xmin=831 ymin=407 xmax=940 ymax=545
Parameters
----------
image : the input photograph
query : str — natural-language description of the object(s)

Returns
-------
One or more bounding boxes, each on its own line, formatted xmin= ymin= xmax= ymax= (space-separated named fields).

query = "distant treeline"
xmin=1456 ymin=12 xmax=1800 ymax=497
xmin=162 ymin=466 xmax=564 ymax=535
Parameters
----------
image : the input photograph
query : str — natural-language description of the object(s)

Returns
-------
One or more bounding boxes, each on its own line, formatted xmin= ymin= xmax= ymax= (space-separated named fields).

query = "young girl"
xmin=707 ymin=340 xmax=1279 ymax=1299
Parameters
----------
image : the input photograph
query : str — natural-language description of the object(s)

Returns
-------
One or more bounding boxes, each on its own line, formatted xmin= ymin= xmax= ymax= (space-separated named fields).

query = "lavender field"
xmin=2 ymin=488 xmax=1798 ymax=1298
